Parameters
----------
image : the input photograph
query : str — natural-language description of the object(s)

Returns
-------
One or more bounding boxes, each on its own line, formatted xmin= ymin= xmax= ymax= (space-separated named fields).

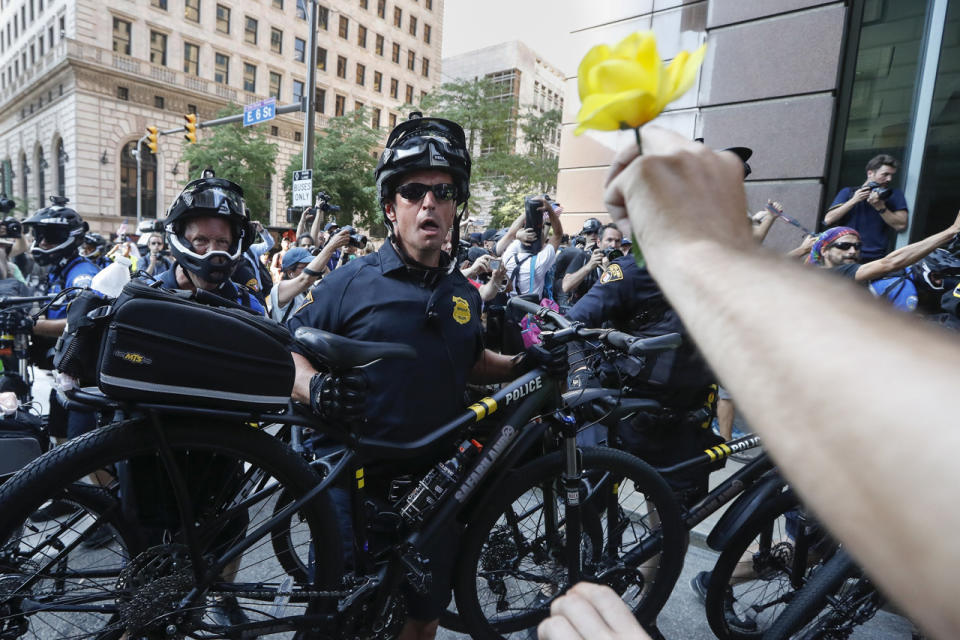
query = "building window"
xmin=357 ymin=24 xmax=367 ymax=48
xmin=377 ymin=0 xmax=385 ymax=18
xmin=389 ymin=112 xmax=397 ymax=128
xmin=269 ymin=71 xmax=281 ymax=98
xmin=389 ymin=77 xmax=398 ymax=98
xmin=117 ymin=85 xmax=129 ymax=100
xmin=354 ymin=101 xmax=363 ymax=113
xmin=317 ymin=5 xmax=328 ymax=29
xmin=273 ymin=0 xmax=283 ymax=8
xmin=393 ymin=6 xmax=401 ymax=27
xmin=215 ymin=52 xmax=229 ymax=84
xmin=338 ymin=15 xmax=348 ymax=39
xmin=185 ymin=0 xmax=200 ymax=22
xmin=371 ymin=107 xmax=380 ymax=128
xmin=120 ymin=141 xmax=157 ymax=220
xmin=150 ymin=30 xmax=167 ymax=66
xmin=112 ymin=17 xmax=131 ymax=55
xmin=188 ymin=103 xmax=197 ymax=114
xmin=154 ymin=95 xmax=164 ymax=108
xmin=293 ymin=79 xmax=304 ymax=103
xmin=375 ymin=33 xmax=384 ymax=56
xmin=315 ymin=87 xmax=326 ymax=112
xmin=151 ymin=0 xmax=167 ymax=10
xmin=423 ymin=23 xmax=430 ymax=44
xmin=270 ymin=27 xmax=282 ymax=53
xmin=294 ymin=131 xmax=302 ymax=141
xmin=408 ymin=15 xmax=416 ymax=36
xmin=405 ymin=84 xmax=413 ymax=103
xmin=36 ymin=146 xmax=45 ymax=207
xmin=295 ymin=0 xmax=305 ymax=19
xmin=294 ymin=37 xmax=305 ymax=62
xmin=336 ymin=55 xmax=347 ymax=78
xmin=183 ymin=42 xmax=199 ymax=75
xmin=356 ymin=63 xmax=365 ymax=85
xmin=391 ymin=42 xmax=400 ymax=63
xmin=373 ymin=70 xmax=382 ymax=92
xmin=360 ymin=0 xmax=368 ymax=9
xmin=271 ymin=125 xmax=279 ymax=136
xmin=425 ymin=0 xmax=432 ymax=9
xmin=407 ymin=50 xmax=415 ymax=71
xmin=317 ymin=46 xmax=327 ymax=70
xmin=56 ymin=139 xmax=65 ymax=197
xmin=245 ymin=16 xmax=257 ymax=44
xmin=334 ymin=94 xmax=345 ymax=116
xmin=244 ymin=62 xmax=256 ymax=92
xmin=421 ymin=57 xmax=428 ymax=78
xmin=216 ymin=4 xmax=230 ymax=34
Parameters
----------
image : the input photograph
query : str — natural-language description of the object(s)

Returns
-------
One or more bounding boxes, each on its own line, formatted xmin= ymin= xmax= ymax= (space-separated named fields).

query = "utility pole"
xmin=302 ymin=0 xmax=320 ymax=172
xmin=134 ymin=135 xmax=147 ymax=227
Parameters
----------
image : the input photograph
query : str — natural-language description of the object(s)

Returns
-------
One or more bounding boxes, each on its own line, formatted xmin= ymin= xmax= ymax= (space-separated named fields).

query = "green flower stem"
xmin=634 ymin=126 xmax=642 ymax=154
xmin=630 ymin=234 xmax=645 ymax=267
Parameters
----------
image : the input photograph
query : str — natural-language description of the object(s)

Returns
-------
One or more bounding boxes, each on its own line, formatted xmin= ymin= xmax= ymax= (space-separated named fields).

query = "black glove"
xmin=519 ymin=341 xmax=569 ymax=379
xmin=309 ymin=370 xmax=368 ymax=423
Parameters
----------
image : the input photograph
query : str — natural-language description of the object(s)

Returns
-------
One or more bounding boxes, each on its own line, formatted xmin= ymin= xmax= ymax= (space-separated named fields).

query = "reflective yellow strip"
xmin=468 ymin=403 xmax=487 ymax=421
xmin=481 ymin=397 xmax=498 ymax=415
xmin=705 ymin=448 xmax=717 ymax=461
xmin=720 ymin=443 xmax=732 ymax=456
xmin=358 ymin=478 xmax=365 ymax=489
xmin=355 ymin=468 xmax=364 ymax=479
xmin=612 ymin=482 xmax=620 ymax=495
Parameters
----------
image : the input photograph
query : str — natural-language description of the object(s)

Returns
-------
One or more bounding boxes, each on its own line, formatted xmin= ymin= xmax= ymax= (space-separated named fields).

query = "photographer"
xmin=562 ymin=222 xmax=624 ymax=303
xmin=269 ymin=228 xmax=351 ymax=322
xmin=143 ymin=232 xmax=174 ymax=276
xmin=500 ymin=196 xmax=564 ymax=298
xmin=824 ymin=154 xmax=908 ymax=261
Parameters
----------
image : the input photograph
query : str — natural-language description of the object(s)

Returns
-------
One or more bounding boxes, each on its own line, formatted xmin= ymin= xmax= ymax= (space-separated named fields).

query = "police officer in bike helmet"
xmin=288 ymin=112 xmax=566 ymax=640
xmin=159 ymin=177 xmax=264 ymax=313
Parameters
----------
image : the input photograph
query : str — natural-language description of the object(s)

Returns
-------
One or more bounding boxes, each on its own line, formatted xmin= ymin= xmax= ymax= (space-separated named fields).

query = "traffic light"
xmin=184 ymin=114 xmax=198 ymax=144
xmin=146 ymin=126 xmax=159 ymax=154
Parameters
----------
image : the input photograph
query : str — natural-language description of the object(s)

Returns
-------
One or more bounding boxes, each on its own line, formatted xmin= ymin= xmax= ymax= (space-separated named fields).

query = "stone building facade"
xmin=555 ymin=0 xmax=959 ymax=252
xmin=0 ymin=0 xmax=445 ymax=233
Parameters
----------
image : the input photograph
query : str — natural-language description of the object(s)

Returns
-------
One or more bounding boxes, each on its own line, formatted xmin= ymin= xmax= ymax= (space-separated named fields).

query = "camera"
xmin=49 ymin=195 xmax=70 ymax=207
xmin=602 ymin=247 xmax=624 ymax=260
xmin=523 ymin=196 xmax=546 ymax=253
xmin=0 ymin=194 xmax=15 ymax=214
xmin=286 ymin=206 xmax=300 ymax=224
xmin=866 ymin=181 xmax=893 ymax=201
xmin=0 ymin=217 xmax=22 ymax=239
xmin=340 ymin=225 xmax=367 ymax=249
xmin=316 ymin=191 xmax=341 ymax=214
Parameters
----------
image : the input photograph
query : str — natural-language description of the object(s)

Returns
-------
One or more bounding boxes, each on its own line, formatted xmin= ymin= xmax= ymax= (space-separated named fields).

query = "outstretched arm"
xmin=604 ymin=125 xmax=960 ymax=640
xmin=854 ymin=210 xmax=960 ymax=281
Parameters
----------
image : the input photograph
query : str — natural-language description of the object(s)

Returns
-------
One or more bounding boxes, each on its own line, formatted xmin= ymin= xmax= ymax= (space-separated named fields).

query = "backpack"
xmin=868 ymin=272 xmax=918 ymax=311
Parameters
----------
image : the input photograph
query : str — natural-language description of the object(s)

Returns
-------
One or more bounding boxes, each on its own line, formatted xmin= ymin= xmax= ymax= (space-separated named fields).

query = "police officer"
xmin=562 ymin=221 xmax=623 ymax=304
xmin=288 ymin=113 xmax=564 ymax=640
xmin=79 ymin=232 xmax=110 ymax=269
xmin=566 ymin=255 xmax=723 ymax=507
xmin=159 ymin=177 xmax=264 ymax=314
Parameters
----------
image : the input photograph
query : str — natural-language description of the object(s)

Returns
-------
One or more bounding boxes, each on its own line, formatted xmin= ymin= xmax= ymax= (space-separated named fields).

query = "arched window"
xmin=119 ymin=142 xmax=157 ymax=219
xmin=56 ymin=139 xmax=66 ymax=197
xmin=36 ymin=146 xmax=46 ymax=206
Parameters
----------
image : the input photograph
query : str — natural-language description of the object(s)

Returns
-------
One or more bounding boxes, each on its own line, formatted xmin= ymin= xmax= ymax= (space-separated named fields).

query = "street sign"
xmin=243 ymin=97 xmax=277 ymax=127
xmin=292 ymin=170 xmax=313 ymax=207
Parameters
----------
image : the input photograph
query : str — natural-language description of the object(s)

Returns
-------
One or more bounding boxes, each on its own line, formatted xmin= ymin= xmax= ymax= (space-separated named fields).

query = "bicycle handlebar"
xmin=0 ymin=295 xmax=57 ymax=309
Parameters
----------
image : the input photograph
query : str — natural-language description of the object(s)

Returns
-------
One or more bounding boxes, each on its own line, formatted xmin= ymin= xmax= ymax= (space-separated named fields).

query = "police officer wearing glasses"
xmin=288 ymin=113 xmax=566 ymax=640
xmin=157 ymin=177 xmax=264 ymax=314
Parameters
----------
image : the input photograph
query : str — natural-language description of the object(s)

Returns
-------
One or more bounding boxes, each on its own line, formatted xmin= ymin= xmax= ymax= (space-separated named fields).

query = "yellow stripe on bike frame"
xmin=356 ymin=468 xmax=365 ymax=489
xmin=468 ymin=403 xmax=487 ymax=421
xmin=705 ymin=447 xmax=717 ymax=461
xmin=720 ymin=443 xmax=732 ymax=456
xmin=480 ymin=397 xmax=498 ymax=415
xmin=612 ymin=482 xmax=620 ymax=495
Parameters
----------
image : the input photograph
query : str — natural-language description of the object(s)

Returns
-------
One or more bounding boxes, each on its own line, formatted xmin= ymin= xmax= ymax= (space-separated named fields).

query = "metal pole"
xmin=302 ymin=0 xmax=319 ymax=171
xmin=135 ymin=135 xmax=145 ymax=229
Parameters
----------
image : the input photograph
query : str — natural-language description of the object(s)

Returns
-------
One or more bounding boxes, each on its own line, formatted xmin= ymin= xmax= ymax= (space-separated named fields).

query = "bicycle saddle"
xmin=294 ymin=327 xmax=417 ymax=369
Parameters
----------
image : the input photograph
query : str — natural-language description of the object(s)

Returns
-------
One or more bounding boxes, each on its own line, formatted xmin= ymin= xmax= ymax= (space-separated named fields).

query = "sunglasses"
xmin=830 ymin=241 xmax=862 ymax=251
xmin=396 ymin=182 xmax=458 ymax=202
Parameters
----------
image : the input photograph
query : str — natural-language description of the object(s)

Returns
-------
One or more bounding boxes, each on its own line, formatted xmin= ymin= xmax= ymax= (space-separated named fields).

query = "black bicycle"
xmin=0 ymin=296 xmax=687 ymax=639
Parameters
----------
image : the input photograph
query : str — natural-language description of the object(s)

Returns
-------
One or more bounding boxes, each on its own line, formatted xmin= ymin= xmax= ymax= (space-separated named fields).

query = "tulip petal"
xmin=588 ymin=59 xmax=659 ymax=96
xmin=575 ymin=89 xmax=661 ymax=134
xmin=661 ymin=43 xmax=706 ymax=105
xmin=578 ymin=44 xmax=612 ymax=100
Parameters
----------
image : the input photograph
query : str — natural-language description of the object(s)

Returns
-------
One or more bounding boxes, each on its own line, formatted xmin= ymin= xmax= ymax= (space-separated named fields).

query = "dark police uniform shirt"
xmin=43 ymin=255 xmax=100 ymax=320
xmin=288 ymin=240 xmax=484 ymax=441
xmin=566 ymin=255 xmax=713 ymax=402
xmin=155 ymin=264 xmax=266 ymax=314
xmin=828 ymin=187 xmax=908 ymax=261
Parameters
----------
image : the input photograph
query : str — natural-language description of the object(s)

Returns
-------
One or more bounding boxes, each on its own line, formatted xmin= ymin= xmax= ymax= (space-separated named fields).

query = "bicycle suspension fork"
xmin=557 ymin=411 xmax=584 ymax=584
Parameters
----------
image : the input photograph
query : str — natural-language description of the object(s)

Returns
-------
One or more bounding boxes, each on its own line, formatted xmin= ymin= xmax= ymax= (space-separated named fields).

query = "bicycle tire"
xmin=704 ymin=491 xmax=832 ymax=639
xmin=0 ymin=418 xmax=344 ymax=639
xmin=453 ymin=446 xmax=685 ymax=640
xmin=764 ymin=548 xmax=860 ymax=640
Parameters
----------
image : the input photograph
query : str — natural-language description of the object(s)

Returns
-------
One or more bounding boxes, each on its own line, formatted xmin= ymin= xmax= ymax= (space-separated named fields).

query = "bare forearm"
xmin=469 ymin=350 xmax=517 ymax=383
xmin=857 ymin=226 xmax=958 ymax=281
xmin=34 ymin=318 xmax=67 ymax=337
xmin=496 ymin=215 xmax=525 ymax=256
xmin=647 ymin=241 xmax=960 ymax=640
xmin=547 ymin=211 xmax=563 ymax=248
xmin=562 ymin=266 xmax=590 ymax=293
xmin=822 ymin=202 xmax=852 ymax=226
xmin=879 ymin=207 xmax=908 ymax=232
xmin=291 ymin=352 xmax=318 ymax=404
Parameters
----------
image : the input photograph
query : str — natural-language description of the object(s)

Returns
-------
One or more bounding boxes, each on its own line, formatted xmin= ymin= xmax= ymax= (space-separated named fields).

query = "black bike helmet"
xmin=22 ymin=196 xmax=88 ymax=266
xmin=581 ymin=218 xmax=603 ymax=236
xmin=80 ymin=232 xmax=106 ymax=259
xmin=163 ymin=177 xmax=252 ymax=284
xmin=912 ymin=249 xmax=960 ymax=292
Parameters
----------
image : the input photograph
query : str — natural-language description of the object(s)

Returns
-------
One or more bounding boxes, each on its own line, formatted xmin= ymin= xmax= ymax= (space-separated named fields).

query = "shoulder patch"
xmin=452 ymin=295 xmax=471 ymax=325
xmin=294 ymin=289 xmax=314 ymax=314
xmin=246 ymin=278 xmax=259 ymax=291
xmin=71 ymin=274 xmax=94 ymax=289
xmin=953 ymin=283 xmax=960 ymax=299
xmin=599 ymin=264 xmax=624 ymax=284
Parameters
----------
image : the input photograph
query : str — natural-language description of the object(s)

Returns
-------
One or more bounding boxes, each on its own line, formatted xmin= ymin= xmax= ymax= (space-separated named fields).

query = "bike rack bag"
xmin=94 ymin=280 xmax=295 ymax=408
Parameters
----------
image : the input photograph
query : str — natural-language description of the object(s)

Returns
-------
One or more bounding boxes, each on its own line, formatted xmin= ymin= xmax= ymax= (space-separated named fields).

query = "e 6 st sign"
xmin=244 ymin=98 xmax=277 ymax=127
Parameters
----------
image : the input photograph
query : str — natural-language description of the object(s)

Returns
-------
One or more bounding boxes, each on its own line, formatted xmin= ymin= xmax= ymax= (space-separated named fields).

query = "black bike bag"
xmin=96 ymin=280 xmax=294 ymax=408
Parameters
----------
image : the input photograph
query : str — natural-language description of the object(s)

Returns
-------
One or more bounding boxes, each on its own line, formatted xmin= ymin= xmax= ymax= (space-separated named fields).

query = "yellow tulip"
xmin=575 ymin=32 xmax=706 ymax=135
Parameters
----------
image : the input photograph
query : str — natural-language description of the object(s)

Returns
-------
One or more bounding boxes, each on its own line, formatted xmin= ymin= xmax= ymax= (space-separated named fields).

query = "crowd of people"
xmin=1 ymin=107 xmax=959 ymax=640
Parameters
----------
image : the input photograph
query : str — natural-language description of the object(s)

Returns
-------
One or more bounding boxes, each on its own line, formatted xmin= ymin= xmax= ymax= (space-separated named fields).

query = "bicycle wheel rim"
xmin=0 ymin=419 xmax=343 ymax=639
